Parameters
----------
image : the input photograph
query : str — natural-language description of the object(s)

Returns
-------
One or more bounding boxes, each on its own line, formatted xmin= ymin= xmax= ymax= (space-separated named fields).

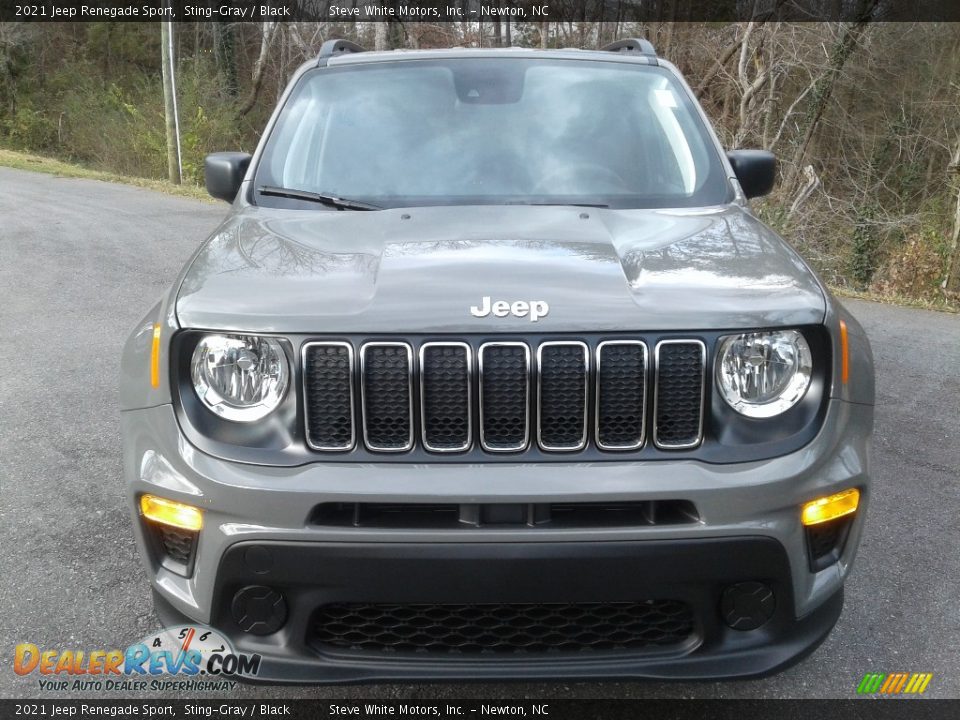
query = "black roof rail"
xmin=317 ymin=39 xmax=367 ymax=65
xmin=600 ymin=38 xmax=657 ymax=57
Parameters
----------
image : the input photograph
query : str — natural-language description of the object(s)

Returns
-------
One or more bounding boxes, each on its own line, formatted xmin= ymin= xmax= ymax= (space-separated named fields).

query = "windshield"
xmin=255 ymin=58 xmax=731 ymax=210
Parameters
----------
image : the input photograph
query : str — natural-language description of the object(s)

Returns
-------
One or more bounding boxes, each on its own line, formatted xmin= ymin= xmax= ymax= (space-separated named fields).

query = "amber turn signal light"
xmin=150 ymin=323 xmax=162 ymax=389
xmin=140 ymin=494 xmax=203 ymax=531
xmin=801 ymin=488 xmax=860 ymax=526
xmin=839 ymin=320 xmax=850 ymax=385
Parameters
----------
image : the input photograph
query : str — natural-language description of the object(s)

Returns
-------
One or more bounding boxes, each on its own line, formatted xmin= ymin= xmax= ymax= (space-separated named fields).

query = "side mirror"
xmin=726 ymin=150 xmax=776 ymax=199
xmin=204 ymin=152 xmax=252 ymax=202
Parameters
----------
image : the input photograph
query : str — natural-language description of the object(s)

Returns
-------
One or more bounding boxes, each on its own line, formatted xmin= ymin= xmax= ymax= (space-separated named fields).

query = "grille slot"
xmin=478 ymin=343 xmax=531 ymax=452
xmin=596 ymin=341 xmax=647 ymax=450
xmin=302 ymin=342 xmax=355 ymax=451
xmin=419 ymin=343 xmax=472 ymax=452
xmin=654 ymin=340 xmax=706 ymax=449
xmin=360 ymin=343 xmax=414 ymax=451
xmin=310 ymin=600 xmax=695 ymax=655
xmin=537 ymin=342 xmax=589 ymax=451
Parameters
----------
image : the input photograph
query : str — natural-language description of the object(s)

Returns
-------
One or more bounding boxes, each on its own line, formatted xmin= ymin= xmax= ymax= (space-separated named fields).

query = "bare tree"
xmin=944 ymin=134 xmax=960 ymax=293
xmin=783 ymin=3 xmax=879 ymax=188
xmin=239 ymin=22 xmax=277 ymax=116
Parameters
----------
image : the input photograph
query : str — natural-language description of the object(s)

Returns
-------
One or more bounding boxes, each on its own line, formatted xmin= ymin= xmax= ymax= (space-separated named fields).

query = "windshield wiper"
xmin=258 ymin=186 xmax=382 ymax=211
xmin=510 ymin=201 xmax=611 ymax=208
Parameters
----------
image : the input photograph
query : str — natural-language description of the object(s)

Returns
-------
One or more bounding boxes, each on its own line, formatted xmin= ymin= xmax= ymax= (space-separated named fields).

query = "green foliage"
xmin=5 ymin=102 xmax=59 ymax=151
xmin=752 ymin=199 xmax=789 ymax=235
xmin=871 ymin=223 xmax=951 ymax=301
xmin=849 ymin=205 xmax=883 ymax=289
xmin=84 ymin=23 xmax=159 ymax=70
xmin=0 ymin=45 xmax=248 ymax=182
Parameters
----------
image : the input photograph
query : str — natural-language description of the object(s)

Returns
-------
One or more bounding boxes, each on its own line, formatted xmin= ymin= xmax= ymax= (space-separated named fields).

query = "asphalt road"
xmin=1 ymin=167 xmax=958 ymax=700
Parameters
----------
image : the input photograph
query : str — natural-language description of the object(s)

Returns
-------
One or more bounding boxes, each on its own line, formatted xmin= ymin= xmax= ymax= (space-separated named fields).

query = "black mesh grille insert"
xmin=361 ymin=344 xmax=412 ymax=450
xmin=809 ymin=522 xmax=842 ymax=558
xmin=806 ymin=515 xmax=853 ymax=571
xmin=655 ymin=342 xmax=705 ymax=448
xmin=538 ymin=343 xmax=588 ymax=450
xmin=420 ymin=344 xmax=471 ymax=451
xmin=158 ymin=526 xmax=195 ymax=565
xmin=303 ymin=343 xmax=354 ymax=450
xmin=145 ymin=522 xmax=198 ymax=576
xmin=310 ymin=600 xmax=695 ymax=655
xmin=596 ymin=342 xmax=647 ymax=449
xmin=479 ymin=344 xmax=529 ymax=451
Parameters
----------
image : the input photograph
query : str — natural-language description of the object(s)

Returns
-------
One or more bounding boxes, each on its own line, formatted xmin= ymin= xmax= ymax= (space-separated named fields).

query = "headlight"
xmin=716 ymin=330 xmax=812 ymax=418
xmin=190 ymin=334 xmax=289 ymax=422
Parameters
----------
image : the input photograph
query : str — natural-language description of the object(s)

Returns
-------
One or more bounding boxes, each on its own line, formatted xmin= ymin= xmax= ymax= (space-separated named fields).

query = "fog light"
xmin=140 ymin=494 xmax=203 ymax=531
xmin=801 ymin=488 xmax=859 ymax=526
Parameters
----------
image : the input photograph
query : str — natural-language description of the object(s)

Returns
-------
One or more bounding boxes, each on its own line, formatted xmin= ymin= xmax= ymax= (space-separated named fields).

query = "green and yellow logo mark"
xmin=857 ymin=672 xmax=933 ymax=695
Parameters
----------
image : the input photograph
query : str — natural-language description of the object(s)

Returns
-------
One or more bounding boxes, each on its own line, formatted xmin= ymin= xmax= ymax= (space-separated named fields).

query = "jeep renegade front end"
xmin=120 ymin=39 xmax=874 ymax=682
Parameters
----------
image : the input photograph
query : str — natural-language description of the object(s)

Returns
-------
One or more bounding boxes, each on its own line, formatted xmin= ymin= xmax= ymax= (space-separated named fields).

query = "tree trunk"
xmin=239 ymin=22 xmax=276 ymax=117
xmin=660 ymin=0 xmax=676 ymax=58
xmin=160 ymin=21 xmax=180 ymax=184
xmin=387 ymin=16 xmax=406 ymax=49
xmin=374 ymin=22 xmax=389 ymax=51
xmin=213 ymin=22 xmax=238 ymax=96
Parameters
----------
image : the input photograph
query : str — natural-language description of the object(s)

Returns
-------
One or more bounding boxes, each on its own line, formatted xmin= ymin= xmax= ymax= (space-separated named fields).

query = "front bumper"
xmin=122 ymin=398 xmax=871 ymax=682
xmin=153 ymin=537 xmax=843 ymax=682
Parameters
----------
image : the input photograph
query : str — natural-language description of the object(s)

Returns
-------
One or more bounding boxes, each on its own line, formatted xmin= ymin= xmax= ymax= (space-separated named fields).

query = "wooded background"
xmin=1 ymin=20 xmax=959 ymax=305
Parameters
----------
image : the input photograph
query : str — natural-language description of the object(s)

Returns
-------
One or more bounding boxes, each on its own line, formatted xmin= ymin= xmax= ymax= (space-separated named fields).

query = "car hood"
xmin=176 ymin=204 xmax=825 ymax=333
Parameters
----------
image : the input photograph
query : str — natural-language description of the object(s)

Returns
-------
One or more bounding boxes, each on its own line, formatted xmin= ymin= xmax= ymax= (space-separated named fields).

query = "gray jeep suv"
xmin=120 ymin=38 xmax=874 ymax=683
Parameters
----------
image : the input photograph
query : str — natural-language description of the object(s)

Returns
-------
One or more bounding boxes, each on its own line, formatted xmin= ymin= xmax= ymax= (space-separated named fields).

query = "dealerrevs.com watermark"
xmin=13 ymin=625 xmax=260 ymax=692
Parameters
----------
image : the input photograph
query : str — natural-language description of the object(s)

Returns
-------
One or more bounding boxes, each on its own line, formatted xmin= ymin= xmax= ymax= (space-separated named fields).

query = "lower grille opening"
xmin=309 ymin=600 xmax=695 ymax=655
xmin=313 ymin=503 xmax=460 ymax=529
xmin=805 ymin=515 xmax=854 ymax=571
xmin=310 ymin=500 xmax=699 ymax=530
xmin=549 ymin=501 xmax=699 ymax=527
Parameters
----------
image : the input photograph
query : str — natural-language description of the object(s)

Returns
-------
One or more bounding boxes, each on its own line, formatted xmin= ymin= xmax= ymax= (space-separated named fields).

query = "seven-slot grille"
xmin=302 ymin=339 xmax=706 ymax=454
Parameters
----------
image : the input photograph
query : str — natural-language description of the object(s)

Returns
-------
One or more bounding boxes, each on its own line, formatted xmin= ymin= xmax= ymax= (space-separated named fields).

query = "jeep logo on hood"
xmin=470 ymin=297 xmax=549 ymax=322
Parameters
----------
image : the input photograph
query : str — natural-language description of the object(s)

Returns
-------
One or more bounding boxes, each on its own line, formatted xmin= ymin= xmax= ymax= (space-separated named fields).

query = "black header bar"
xmin=1 ymin=700 xmax=959 ymax=719
xmin=3 ymin=0 xmax=960 ymax=23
